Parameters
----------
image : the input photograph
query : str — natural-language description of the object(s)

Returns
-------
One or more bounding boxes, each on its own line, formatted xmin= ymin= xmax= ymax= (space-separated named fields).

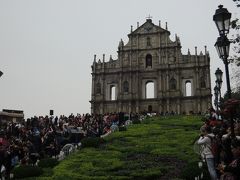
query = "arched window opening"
xmin=123 ymin=81 xmax=129 ymax=93
xmin=146 ymin=81 xmax=154 ymax=99
xmin=185 ymin=81 xmax=192 ymax=96
xmin=110 ymin=85 xmax=116 ymax=100
xmin=200 ymin=77 xmax=206 ymax=88
xmin=145 ymin=54 xmax=152 ymax=68
xmin=147 ymin=37 xmax=151 ymax=46
xmin=96 ymin=83 xmax=101 ymax=94
xmin=170 ymin=78 xmax=177 ymax=90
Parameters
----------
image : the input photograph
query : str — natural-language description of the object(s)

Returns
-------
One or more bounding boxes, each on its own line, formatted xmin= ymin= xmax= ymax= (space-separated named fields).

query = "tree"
xmin=230 ymin=1 xmax=240 ymax=92
xmin=231 ymin=0 xmax=240 ymax=65
xmin=233 ymin=0 xmax=240 ymax=7
xmin=223 ymin=89 xmax=240 ymax=100
xmin=231 ymin=18 xmax=240 ymax=65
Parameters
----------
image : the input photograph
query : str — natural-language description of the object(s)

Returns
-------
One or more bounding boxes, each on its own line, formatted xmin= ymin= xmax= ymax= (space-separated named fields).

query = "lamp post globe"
xmin=215 ymin=68 xmax=223 ymax=82
xmin=214 ymin=36 xmax=230 ymax=60
xmin=213 ymin=5 xmax=232 ymax=36
xmin=215 ymin=68 xmax=223 ymax=91
xmin=216 ymin=80 xmax=223 ymax=90
xmin=214 ymin=86 xmax=219 ymax=95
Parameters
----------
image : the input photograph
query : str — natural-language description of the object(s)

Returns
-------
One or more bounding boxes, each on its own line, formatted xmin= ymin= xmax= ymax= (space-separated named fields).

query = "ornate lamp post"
xmin=213 ymin=5 xmax=232 ymax=99
xmin=213 ymin=5 xmax=234 ymax=137
xmin=213 ymin=5 xmax=231 ymax=36
xmin=215 ymin=68 xmax=223 ymax=85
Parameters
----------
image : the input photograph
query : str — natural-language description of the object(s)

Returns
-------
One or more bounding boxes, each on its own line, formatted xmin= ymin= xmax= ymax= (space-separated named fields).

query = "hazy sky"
xmin=0 ymin=0 xmax=238 ymax=118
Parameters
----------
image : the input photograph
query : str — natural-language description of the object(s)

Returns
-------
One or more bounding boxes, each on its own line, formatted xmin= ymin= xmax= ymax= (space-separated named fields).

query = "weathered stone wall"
xmin=90 ymin=19 xmax=212 ymax=114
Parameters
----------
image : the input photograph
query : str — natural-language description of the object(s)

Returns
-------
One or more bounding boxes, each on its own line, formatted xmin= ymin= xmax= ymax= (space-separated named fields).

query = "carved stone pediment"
xmin=130 ymin=19 xmax=168 ymax=35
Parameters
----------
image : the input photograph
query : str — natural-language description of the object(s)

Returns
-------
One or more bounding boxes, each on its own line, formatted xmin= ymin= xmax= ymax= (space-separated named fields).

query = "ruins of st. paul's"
xmin=90 ymin=19 xmax=212 ymax=114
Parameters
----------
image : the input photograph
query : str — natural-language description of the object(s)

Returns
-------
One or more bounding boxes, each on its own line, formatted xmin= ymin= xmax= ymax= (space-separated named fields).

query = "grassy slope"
xmin=39 ymin=115 xmax=203 ymax=180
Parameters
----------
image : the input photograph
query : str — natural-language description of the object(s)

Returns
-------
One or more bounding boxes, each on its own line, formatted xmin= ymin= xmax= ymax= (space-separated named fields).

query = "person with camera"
xmin=198 ymin=126 xmax=218 ymax=180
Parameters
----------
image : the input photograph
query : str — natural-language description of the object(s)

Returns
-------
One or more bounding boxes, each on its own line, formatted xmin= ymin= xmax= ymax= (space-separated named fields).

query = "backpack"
xmin=207 ymin=135 xmax=218 ymax=156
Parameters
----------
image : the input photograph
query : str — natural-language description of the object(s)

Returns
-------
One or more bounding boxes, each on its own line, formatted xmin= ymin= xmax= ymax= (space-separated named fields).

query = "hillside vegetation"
xmin=37 ymin=115 xmax=203 ymax=180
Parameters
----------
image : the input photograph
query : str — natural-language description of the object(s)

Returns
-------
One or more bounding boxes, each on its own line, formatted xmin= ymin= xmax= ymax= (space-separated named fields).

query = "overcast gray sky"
xmin=0 ymin=0 xmax=238 ymax=118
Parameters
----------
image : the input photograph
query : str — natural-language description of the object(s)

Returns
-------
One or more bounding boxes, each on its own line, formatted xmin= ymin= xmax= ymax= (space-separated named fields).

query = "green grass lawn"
xmin=36 ymin=115 xmax=204 ymax=180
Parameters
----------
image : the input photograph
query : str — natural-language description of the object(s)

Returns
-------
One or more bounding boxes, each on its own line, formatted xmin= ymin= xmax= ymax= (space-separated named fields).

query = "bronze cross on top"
xmin=146 ymin=14 xmax=152 ymax=19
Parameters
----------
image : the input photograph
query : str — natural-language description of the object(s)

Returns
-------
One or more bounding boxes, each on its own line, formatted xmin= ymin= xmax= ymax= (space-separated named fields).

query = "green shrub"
xmin=142 ymin=118 xmax=151 ymax=124
xmin=132 ymin=119 xmax=141 ymax=124
xmin=180 ymin=161 xmax=201 ymax=179
xmin=131 ymin=168 xmax=162 ymax=180
xmin=13 ymin=165 xmax=43 ymax=179
xmin=81 ymin=137 xmax=105 ymax=148
xmin=41 ymin=167 xmax=54 ymax=177
xmin=38 ymin=158 xmax=59 ymax=168
xmin=47 ymin=116 xmax=203 ymax=179
xmin=180 ymin=161 xmax=210 ymax=180
xmin=119 ymin=126 xmax=127 ymax=131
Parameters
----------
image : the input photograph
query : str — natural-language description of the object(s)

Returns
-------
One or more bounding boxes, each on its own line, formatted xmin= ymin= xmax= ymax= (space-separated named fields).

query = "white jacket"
xmin=197 ymin=135 xmax=214 ymax=159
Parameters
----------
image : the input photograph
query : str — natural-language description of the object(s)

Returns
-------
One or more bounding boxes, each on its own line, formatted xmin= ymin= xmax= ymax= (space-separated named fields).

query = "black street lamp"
xmin=213 ymin=5 xmax=234 ymax=137
xmin=213 ymin=5 xmax=232 ymax=36
xmin=215 ymin=36 xmax=230 ymax=60
xmin=213 ymin=5 xmax=232 ymax=99
xmin=215 ymin=68 xmax=223 ymax=82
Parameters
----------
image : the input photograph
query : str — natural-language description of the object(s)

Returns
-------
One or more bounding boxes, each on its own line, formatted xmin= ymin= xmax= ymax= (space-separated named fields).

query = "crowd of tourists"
xmin=197 ymin=107 xmax=240 ymax=180
xmin=0 ymin=112 xmax=140 ymax=179
xmin=1 ymin=107 xmax=240 ymax=179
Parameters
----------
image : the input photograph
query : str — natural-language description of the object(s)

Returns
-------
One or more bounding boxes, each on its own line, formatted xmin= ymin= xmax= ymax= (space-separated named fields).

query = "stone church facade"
xmin=90 ymin=19 xmax=212 ymax=114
